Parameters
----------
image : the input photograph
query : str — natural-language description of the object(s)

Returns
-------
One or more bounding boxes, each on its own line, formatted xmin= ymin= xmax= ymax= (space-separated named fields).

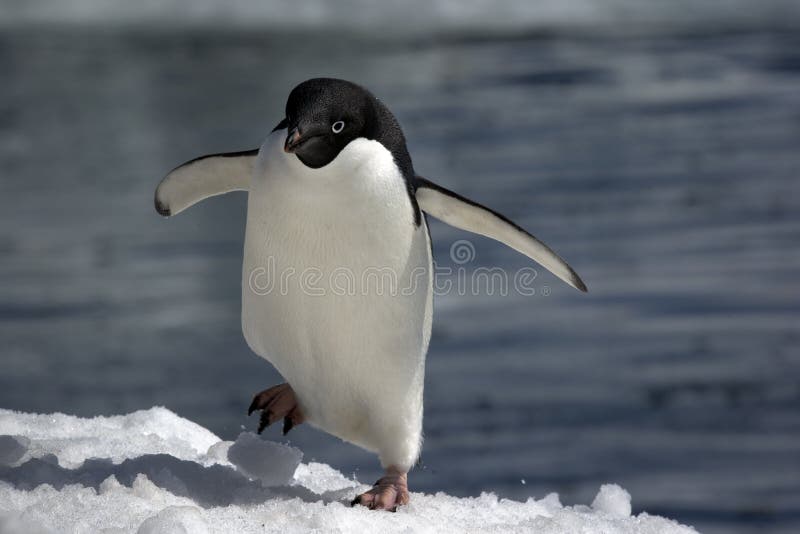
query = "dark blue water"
xmin=1 ymin=27 xmax=799 ymax=533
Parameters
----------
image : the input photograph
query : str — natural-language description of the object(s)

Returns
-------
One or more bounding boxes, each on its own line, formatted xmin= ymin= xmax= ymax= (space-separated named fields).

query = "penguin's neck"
xmin=253 ymin=133 xmax=416 ymax=228
xmin=245 ymin=132 xmax=417 ymax=268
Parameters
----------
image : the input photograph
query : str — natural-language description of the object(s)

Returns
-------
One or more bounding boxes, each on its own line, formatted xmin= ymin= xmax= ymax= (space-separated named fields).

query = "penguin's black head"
xmin=281 ymin=78 xmax=377 ymax=169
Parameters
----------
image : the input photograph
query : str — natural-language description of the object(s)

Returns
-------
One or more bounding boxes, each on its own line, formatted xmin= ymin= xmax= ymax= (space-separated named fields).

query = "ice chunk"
xmin=227 ymin=432 xmax=302 ymax=487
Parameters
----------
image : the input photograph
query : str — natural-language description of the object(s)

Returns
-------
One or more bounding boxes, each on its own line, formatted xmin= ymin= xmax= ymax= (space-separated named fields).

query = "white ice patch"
xmin=0 ymin=408 xmax=698 ymax=534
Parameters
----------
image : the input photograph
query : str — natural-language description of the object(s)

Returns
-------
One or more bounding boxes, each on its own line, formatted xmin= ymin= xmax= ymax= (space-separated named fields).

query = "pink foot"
xmin=247 ymin=383 xmax=305 ymax=435
xmin=351 ymin=466 xmax=409 ymax=512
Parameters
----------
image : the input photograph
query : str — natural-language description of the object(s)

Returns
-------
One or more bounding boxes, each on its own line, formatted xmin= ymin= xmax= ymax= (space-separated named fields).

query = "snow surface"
xmin=0 ymin=407 xmax=698 ymax=534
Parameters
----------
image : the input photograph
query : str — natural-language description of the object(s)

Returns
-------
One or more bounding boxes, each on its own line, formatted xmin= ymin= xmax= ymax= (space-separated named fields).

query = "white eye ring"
xmin=331 ymin=121 xmax=345 ymax=134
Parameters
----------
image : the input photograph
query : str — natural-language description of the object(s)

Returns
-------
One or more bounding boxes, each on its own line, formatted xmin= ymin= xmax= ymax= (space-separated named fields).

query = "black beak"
xmin=284 ymin=127 xmax=302 ymax=153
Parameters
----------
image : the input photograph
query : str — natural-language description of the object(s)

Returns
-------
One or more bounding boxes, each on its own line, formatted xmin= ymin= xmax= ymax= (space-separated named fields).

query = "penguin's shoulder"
xmin=367 ymin=101 xmax=421 ymax=225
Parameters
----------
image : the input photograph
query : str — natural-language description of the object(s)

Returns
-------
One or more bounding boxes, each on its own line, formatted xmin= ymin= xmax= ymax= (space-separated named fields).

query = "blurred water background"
xmin=1 ymin=2 xmax=799 ymax=533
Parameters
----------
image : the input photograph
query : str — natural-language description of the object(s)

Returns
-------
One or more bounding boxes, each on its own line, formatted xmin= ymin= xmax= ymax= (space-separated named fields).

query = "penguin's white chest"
xmin=241 ymin=134 xmax=432 ymax=458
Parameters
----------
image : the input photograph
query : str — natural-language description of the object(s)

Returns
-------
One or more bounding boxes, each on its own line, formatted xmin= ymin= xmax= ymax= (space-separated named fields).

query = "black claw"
xmin=282 ymin=417 xmax=295 ymax=436
xmin=350 ymin=496 xmax=362 ymax=507
xmin=257 ymin=410 xmax=272 ymax=434
xmin=248 ymin=392 xmax=268 ymax=416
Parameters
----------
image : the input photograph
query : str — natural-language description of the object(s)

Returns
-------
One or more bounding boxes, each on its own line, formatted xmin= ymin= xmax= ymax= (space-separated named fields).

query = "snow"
xmin=592 ymin=484 xmax=633 ymax=518
xmin=0 ymin=407 xmax=698 ymax=534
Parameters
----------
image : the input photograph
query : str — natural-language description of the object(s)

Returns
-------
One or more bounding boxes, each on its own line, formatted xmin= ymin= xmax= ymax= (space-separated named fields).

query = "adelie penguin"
xmin=154 ymin=78 xmax=587 ymax=511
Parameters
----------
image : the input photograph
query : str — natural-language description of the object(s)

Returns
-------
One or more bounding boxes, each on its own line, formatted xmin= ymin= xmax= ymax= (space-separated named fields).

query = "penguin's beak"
xmin=284 ymin=127 xmax=303 ymax=153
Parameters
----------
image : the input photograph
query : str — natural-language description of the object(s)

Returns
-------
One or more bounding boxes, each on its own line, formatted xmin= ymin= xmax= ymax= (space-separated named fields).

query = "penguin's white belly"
xmin=241 ymin=134 xmax=432 ymax=468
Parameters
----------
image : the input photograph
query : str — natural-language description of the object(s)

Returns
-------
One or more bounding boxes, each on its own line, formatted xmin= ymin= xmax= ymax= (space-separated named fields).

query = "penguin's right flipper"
xmin=154 ymin=149 xmax=258 ymax=217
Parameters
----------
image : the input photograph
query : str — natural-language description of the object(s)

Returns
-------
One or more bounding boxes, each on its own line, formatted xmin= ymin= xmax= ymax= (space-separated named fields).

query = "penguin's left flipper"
xmin=415 ymin=176 xmax=587 ymax=293
xmin=154 ymin=149 xmax=258 ymax=217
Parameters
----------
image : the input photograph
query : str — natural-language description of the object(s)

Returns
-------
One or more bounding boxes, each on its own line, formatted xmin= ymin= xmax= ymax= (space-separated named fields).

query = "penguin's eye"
xmin=331 ymin=121 xmax=345 ymax=134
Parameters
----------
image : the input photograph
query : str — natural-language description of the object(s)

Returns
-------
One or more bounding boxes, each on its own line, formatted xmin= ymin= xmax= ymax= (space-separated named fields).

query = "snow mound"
xmin=0 ymin=407 xmax=698 ymax=534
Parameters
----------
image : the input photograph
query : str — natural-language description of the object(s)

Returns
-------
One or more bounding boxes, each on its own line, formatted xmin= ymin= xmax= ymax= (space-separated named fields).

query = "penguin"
xmin=154 ymin=78 xmax=587 ymax=511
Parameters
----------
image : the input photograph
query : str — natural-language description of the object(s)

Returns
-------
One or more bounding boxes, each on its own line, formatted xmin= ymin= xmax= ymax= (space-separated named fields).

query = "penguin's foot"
xmin=247 ymin=383 xmax=305 ymax=435
xmin=351 ymin=466 xmax=409 ymax=512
